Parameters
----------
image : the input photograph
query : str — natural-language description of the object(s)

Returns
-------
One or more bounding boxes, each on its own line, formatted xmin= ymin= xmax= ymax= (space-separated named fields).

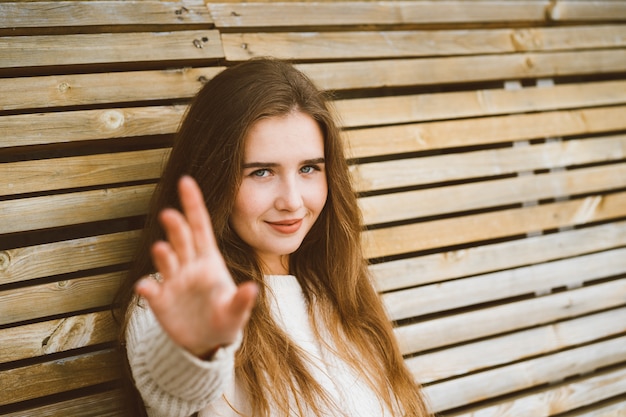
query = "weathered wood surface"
xmin=208 ymin=1 xmax=550 ymax=27
xmin=409 ymin=308 xmax=626 ymax=383
xmin=0 ymin=184 xmax=154 ymax=234
xmin=2 ymin=389 xmax=129 ymax=417
xmin=0 ymin=231 xmax=139 ymax=285
xmin=2 ymin=0 xmax=625 ymax=415
xmin=448 ymin=366 xmax=626 ymax=417
xmin=222 ymin=25 xmax=626 ymax=61
xmin=296 ymin=50 xmax=626 ymax=90
xmin=335 ymin=79 xmax=626 ymax=129
xmin=364 ymin=191 xmax=626 ymax=259
xmin=0 ymin=149 xmax=168 ymax=196
xmin=0 ymin=67 xmax=223 ymax=111
xmin=0 ymin=349 xmax=121 ymax=406
xmin=0 ymin=272 xmax=123 ymax=326
xmin=395 ymin=279 xmax=626 ymax=354
xmin=372 ymin=221 xmax=626 ymax=291
xmin=0 ymin=0 xmax=211 ymax=28
xmin=424 ymin=336 xmax=626 ymax=412
xmin=383 ymin=247 xmax=626 ymax=321
xmin=0 ymin=30 xmax=223 ymax=69
xmin=359 ymin=162 xmax=626 ymax=224
xmin=346 ymin=105 xmax=626 ymax=161
xmin=0 ymin=311 xmax=117 ymax=362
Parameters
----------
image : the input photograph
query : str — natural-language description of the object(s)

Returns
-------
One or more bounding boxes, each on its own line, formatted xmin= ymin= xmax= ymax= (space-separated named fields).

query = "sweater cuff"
xmin=140 ymin=317 xmax=241 ymax=402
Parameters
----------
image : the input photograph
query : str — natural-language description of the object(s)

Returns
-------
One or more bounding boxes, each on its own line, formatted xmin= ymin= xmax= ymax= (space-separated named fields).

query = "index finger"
xmin=178 ymin=175 xmax=217 ymax=256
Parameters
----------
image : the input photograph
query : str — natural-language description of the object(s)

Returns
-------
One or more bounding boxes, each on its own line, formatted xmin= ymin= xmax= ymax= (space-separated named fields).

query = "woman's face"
xmin=230 ymin=110 xmax=328 ymax=275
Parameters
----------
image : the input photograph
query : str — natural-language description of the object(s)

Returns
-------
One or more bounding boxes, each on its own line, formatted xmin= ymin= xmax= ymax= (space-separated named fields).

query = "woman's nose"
xmin=275 ymin=177 xmax=303 ymax=211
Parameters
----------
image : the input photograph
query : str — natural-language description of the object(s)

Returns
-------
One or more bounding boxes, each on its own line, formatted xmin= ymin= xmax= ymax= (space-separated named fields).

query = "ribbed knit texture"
xmin=126 ymin=275 xmax=394 ymax=416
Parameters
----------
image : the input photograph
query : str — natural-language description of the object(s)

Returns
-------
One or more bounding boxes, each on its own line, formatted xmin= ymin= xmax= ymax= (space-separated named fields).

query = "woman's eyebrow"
xmin=242 ymin=158 xmax=325 ymax=169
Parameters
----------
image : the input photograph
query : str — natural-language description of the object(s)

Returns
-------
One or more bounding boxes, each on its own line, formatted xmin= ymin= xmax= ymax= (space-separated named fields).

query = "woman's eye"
xmin=300 ymin=165 xmax=319 ymax=174
xmin=251 ymin=169 xmax=270 ymax=177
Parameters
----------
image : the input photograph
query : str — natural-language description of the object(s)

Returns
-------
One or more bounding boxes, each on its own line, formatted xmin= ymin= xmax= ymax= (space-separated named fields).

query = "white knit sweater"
xmin=126 ymin=275 xmax=395 ymax=417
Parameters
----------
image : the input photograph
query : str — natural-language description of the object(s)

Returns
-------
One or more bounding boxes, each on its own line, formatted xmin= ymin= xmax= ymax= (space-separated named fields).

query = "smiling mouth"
xmin=267 ymin=219 xmax=303 ymax=234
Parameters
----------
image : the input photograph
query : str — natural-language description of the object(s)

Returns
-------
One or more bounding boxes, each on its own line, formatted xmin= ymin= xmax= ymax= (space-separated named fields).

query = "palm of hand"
xmin=135 ymin=176 xmax=258 ymax=358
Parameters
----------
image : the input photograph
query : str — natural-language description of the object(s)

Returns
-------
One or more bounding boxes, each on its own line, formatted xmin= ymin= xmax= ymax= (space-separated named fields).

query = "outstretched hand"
xmin=135 ymin=176 xmax=258 ymax=358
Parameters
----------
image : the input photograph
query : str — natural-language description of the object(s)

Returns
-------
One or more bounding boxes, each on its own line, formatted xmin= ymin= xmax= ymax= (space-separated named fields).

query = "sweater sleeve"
xmin=125 ymin=299 xmax=240 ymax=417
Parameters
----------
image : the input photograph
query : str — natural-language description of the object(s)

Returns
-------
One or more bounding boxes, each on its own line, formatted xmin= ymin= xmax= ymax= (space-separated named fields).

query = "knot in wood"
xmin=0 ymin=251 xmax=10 ymax=272
xmin=100 ymin=110 xmax=125 ymax=130
xmin=58 ymin=81 xmax=71 ymax=93
xmin=57 ymin=280 xmax=69 ymax=289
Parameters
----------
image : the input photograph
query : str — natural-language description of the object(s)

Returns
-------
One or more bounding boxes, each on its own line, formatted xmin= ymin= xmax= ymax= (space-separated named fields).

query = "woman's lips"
xmin=266 ymin=219 xmax=303 ymax=234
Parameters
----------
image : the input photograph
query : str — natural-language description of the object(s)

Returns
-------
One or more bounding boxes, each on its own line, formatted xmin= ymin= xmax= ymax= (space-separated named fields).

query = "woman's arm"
xmin=127 ymin=176 xmax=257 ymax=415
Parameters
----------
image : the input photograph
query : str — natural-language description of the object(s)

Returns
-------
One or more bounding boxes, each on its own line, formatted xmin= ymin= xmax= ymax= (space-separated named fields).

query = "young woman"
xmin=117 ymin=58 xmax=430 ymax=417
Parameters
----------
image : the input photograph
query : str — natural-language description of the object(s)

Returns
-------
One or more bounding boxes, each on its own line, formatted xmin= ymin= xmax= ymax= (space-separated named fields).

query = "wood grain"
xmin=2 ymin=389 xmax=130 ymax=417
xmin=0 ymin=349 xmax=121 ymax=406
xmin=447 ymin=366 xmax=626 ymax=417
xmin=0 ymin=272 xmax=123 ymax=326
xmin=222 ymin=25 xmax=626 ymax=61
xmin=0 ymin=230 xmax=140 ymax=285
xmin=394 ymin=280 xmax=626 ymax=354
xmin=382 ymin=247 xmax=626 ymax=321
xmin=0 ymin=30 xmax=223 ymax=69
xmin=0 ymin=67 xmax=223 ymax=111
xmin=208 ymin=1 xmax=549 ymax=28
xmin=0 ymin=0 xmax=211 ymax=28
xmin=364 ymin=191 xmax=626 ymax=259
xmin=0 ymin=184 xmax=154 ymax=234
xmin=424 ymin=336 xmax=626 ymax=412
xmin=371 ymin=221 xmax=626 ymax=291
xmin=0 ymin=311 xmax=117 ymax=363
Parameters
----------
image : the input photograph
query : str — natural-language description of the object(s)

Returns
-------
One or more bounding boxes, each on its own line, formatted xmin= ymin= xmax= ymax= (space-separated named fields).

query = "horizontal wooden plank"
xmin=2 ymin=388 xmax=129 ymax=417
xmin=0 ymin=0 xmax=211 ymax=28
xmin=549 ymin=1 xmax=626 ymax=21
xmin=1 ymin=149 xmax=168 ymax=196
xmin=5 ymin=98 xmax=623 ymax=151
xmin=346 ymin=106 xmax=626 ymax=161
xmin=371 ymin=221 xmax=626 ymax=292
xmin=297 ymin=49 xmax=626 ymax=90
xmin=0 ymin=349 xmax=121 ymax=407
xmin=360 ymin=162 xmax=626 ymax=225
xmin=364 ymin=191 xmax=626 ymax=259
xmin=0 ymin=30 xmax=223 ymax=69
xmin=567 ymin=402 xmax=626 ymax=417
xmin=0 ymin=184 xmax=154 ymax=234
xmin=382 ymin=247 xmax=626 ymax=321
xmin=423 ymin=336 xmax=626 ymax=412
xmin=208 ymin=1 xmax=549 ymax=28
xmin=0 ymin=272 xmax=123 ymax=326
xmin=408 ymin=308 xmax=626 ymax=383
xmin=335 ymin=79 xmax=626 ymax=129
xmin=0 ymin=311 xmax=117 ymax=363
xmin=222 ymin=25 xmax=626 ymax=61
xmin=395 ymin=279 xmax=626 ymax=354
xmin=0 ymin=106 xmax=185 ymax=148
xmin=0 ymin=67 xmax=223 ymax=111
xmin=352 ymin=133 xmax=626 ymax=194
xmin=448 ymin=366 xmax=626 ymax=417
xmin=0 ymin=230 xmax=139 ymax=285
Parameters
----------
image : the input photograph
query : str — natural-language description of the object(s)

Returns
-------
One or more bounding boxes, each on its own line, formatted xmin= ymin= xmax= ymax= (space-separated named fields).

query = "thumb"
xmin=135 ymin=277 xmax=162 ymax=304
xmin=228 ymin=282 xmax=258 ymax=325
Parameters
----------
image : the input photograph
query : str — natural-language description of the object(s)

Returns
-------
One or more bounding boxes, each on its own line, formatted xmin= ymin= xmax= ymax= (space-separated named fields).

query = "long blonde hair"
xmin=117 ymin=58 xmax=430 ymax=416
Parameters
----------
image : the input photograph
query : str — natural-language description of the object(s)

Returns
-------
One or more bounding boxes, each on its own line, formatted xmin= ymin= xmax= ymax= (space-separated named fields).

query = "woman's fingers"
xmin=159 ymin=207 xmax=196 ymax=264
xmin=151 ymin=240 xmax=178 ymax=279
xmin=178 ymin=176 xmax=218 ymax=257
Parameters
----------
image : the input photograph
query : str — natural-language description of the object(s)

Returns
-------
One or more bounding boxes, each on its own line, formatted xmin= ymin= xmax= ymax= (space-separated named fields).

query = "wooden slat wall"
xmin=1 ymin=1 xmax=625 ymax=415
xmin=0 ymin=1 xmax=215 ymax=415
